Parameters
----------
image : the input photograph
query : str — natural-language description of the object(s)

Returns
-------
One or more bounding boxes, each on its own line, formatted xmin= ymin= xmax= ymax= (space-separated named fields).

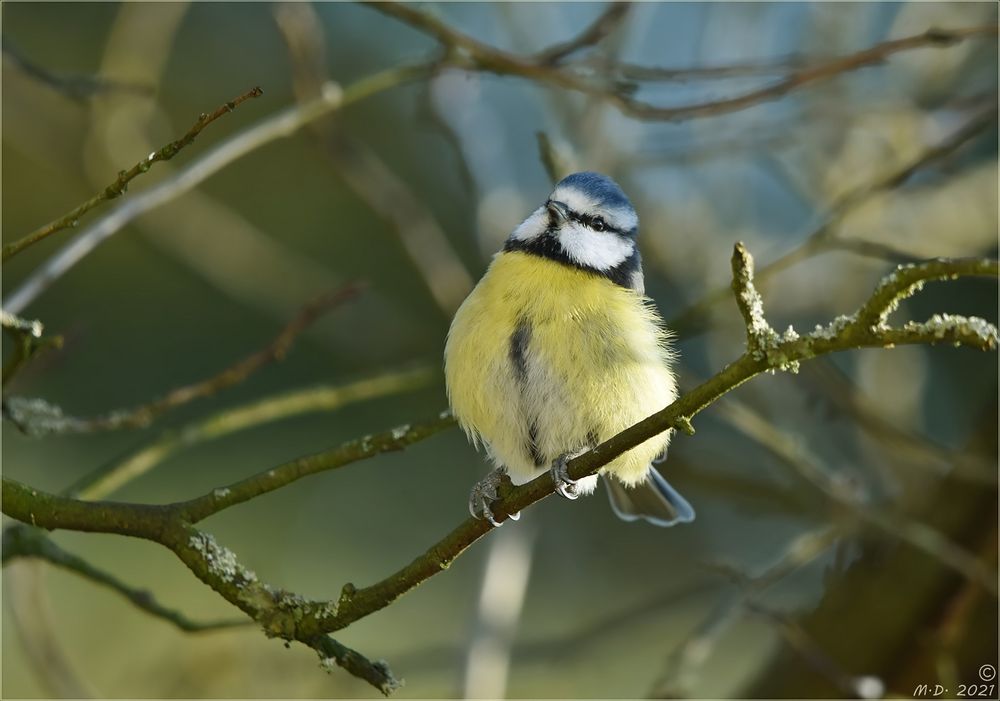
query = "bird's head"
xmin=506 ymin=172 xmax=640 ymax=282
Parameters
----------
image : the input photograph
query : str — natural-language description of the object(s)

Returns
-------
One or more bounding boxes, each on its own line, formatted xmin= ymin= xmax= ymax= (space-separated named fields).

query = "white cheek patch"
xmin=511 ymin=205 xmax=548 ymax=241
xmin=550 ymin=186 xmax=638 ymax=232
xmin=557 ymin=222 xmax=635 ymax=271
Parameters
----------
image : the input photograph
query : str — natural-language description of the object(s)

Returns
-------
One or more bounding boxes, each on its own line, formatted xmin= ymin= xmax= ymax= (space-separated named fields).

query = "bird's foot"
xmin=469 ymin=469 xmax=519 ymax=526
xmin=550 ymin=451 xmax=588 ymax=500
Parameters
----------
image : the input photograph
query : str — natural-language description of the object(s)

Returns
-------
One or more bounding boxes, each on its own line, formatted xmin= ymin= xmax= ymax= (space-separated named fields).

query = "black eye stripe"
xmin=567 ymin=210 xmax=625 ymax=235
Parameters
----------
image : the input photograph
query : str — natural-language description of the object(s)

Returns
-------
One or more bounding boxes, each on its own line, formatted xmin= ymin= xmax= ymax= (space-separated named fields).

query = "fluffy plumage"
xmin=445 ymin=172 xmax=694 ymax=526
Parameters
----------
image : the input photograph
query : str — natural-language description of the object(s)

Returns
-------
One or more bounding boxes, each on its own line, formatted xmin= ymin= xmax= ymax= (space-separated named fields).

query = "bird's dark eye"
xmin=591 ymin=217 xmax=606 ymax=232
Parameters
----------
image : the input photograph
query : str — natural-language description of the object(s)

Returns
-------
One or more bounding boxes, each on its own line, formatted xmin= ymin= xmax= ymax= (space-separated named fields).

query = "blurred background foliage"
xmin=2 ymin=2 xmax=997 ymax=698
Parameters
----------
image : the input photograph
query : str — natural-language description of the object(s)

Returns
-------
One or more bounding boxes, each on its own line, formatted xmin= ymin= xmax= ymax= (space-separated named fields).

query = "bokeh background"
xmin=2 ymin=2 xmax=998 ymax=698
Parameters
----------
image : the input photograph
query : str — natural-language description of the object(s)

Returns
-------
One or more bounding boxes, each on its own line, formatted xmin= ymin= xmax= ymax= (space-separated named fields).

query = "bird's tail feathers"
xmin=604 ymin=469 xmax=695 ymax=527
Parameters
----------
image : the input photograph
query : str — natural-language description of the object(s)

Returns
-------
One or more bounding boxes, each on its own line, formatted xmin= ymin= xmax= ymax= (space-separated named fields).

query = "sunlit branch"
xmin=67 ymin=367 xmax=435 ymax=501
xmin=2 ymin=246 xmax=993 ymax=693
xmin=2 ymin=63 xmax=432 ymax=316
xmin=2 ymin=86 xmax=263 ymax=263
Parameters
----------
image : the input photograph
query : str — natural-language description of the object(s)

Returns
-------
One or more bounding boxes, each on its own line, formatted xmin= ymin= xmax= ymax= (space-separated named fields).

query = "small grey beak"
xmin=546 ymin=200 xmax=570 ymax=223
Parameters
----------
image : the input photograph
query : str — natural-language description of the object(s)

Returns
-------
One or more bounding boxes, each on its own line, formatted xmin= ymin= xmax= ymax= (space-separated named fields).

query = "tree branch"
xmin=3 ymin=247 xmax=993 ymax=693
xmin=532 ymin=2 xmax=632 ymax=65
xmin=67 ymin=367 xmax=434 ymax=500
xmin=366 ymin=2 xmax=998 ymax=122
xmin=3 ymin=285 xmax=362 ymax=436
xmin=669 ymin=105 xmax=998 ymax=337
xmin=2 ymin=86 xmax=263 ymax=263
xmin=2 ymin=63 xmax=432 ymax=316
xmin=2 ymin=525 xmax=249 ymax=632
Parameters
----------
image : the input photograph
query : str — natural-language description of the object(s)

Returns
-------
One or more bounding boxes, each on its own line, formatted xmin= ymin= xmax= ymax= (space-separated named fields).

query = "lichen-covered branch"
xmin=311 ymin=635 xmax=404 ymax=696
xmin=2 ymin=525 xmax=249 ymax=632
xmin=2 ymin=87 xmax=263 ymax=263
xmin=2 ymin=248 xmax=995 ymax=694
xmin=669 ymin=105 xmax=998 ymax=337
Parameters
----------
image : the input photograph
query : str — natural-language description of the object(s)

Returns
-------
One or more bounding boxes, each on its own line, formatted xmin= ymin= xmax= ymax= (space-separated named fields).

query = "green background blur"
xmin=2 ymin=2 xmax=997 ymax=698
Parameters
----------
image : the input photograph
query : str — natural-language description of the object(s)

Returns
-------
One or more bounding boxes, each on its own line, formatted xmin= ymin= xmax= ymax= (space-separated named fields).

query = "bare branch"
xmin=3 ymin=285 xmax=362 ymax=436
xmin=717 ymin=398 xmax=997 ymax=594
xmin=649 ymin=527 xmax=844 ymax=697
xmin=366 ymin=3 xmax=998 ymax=122
xmin=2 ymin=249 xmax=994 ymax=693
xmin=3 ymin=43 xmax=153 ymax=100
xmin=670 ymin=106 xmax=998 ymax=338
xmin=2 ymin=86 xmax=264 ymax=263
xmin=745 ymin=603 xmax=885 ymax=699
xmin=533 ymin=3 xmax=632 ymax=65
xmin=2 ymin=63 xmax=432 ymax=315
xmin=274 ymin=4 xmax=473 ymax=315
xmin=68 ymin=367 xmax=434 ymax=500
xmin=2 ymin=525 xmax=249 ymax=632
xmin=603 ymin=55 xmax=805 ymax=82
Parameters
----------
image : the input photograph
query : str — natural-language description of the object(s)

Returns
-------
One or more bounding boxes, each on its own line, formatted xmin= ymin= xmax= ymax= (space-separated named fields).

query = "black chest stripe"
xmin=508 ymin=320 xmax=547 ymax=468
xmin=509 ymin=319 xmax=531 ymax=382
xmin=528 ymin=420 xmax=546 ymax=467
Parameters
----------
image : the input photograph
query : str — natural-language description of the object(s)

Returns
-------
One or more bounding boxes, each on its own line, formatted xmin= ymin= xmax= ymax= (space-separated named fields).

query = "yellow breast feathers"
xmin=444 ymin=251 xmax=676 ymax=486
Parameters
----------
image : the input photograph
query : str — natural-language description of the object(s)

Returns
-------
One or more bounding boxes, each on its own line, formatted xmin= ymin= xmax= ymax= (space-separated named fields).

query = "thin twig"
xmin=533 ymin=2 xmax=632 ymax=64
xmin=274 ymin=4 xmax=473 ymax=315
xmin=649 ymin=527 xmax=844 ymax=697
xmin=603 ymin=55 xmax=806 ymax=82
xmin=2 ymin=63 xmax=432 ymax=316
xmin=669 ymin=105 xmax=998 ymax=338
xmin=3 ymin=285 xmax=362 ymax=436
xmin=2 ymin=86 xmax=264 ymax=263
xmin=744 ymin=603 xmax=885 ymax=699
xmin=2 ymin=525 xmax=249 ymax=632
xmin=3 ymin=43 xmax=153 ymax=101
xmin=717 ymin=397 xmax=998 ymax=594
xmin=803 ymin=360 xmax=997 ymax=486
xmin=67 ymin=367 xmax=436 ymax=500
xmin=367 ymin=3 xmax=998 ymax=122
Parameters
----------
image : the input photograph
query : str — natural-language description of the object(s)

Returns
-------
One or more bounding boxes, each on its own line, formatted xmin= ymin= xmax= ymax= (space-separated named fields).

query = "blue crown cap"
xmin=555 ymin=171 xmax=634 ymax=212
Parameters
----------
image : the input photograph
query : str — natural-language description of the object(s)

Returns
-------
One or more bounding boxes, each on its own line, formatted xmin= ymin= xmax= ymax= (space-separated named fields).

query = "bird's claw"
xmin=469 ymin=470 xmax=516 ymax=526
xmin=551 ymin=453 xmax=582 ymax=500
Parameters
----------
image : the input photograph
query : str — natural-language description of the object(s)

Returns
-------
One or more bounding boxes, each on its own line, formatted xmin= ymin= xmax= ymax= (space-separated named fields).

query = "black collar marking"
xmin=503 ymin=231 xmax=642 ymax=291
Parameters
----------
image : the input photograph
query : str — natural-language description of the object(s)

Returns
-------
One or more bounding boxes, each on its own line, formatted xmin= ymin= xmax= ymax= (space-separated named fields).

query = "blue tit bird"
xmin=444 ymin=171 xmax=694 ymax=527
